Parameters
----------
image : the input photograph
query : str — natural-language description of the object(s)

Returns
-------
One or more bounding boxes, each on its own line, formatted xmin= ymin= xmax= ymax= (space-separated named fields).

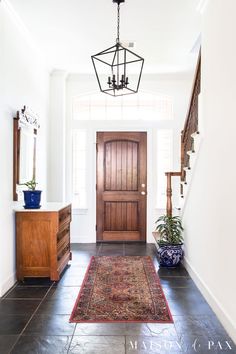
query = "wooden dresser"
xmin=15 ymin=203 xmax=72 ymax=281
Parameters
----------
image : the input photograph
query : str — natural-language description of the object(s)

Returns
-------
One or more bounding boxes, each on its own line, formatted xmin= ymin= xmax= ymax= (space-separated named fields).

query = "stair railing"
xmin=165 ymin=172 xmax=182 ymax=216
xmin=165 ymin=52 xmax=201 ymax=216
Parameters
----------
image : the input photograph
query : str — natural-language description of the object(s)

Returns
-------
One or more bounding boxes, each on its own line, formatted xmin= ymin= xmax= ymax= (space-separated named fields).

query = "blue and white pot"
xmin=157 ymin=244 xmax=183 ymax=267
xmin=23 ymin=190 xmax=42 ymax=209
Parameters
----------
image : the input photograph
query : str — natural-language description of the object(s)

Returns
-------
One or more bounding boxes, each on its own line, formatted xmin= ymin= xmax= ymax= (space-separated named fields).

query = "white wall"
xmin=62 ymin=73 xmax=194 ymax=243
xmin=182 ymin=0 xmax=236 ymax=342
xmin=0 ymin=1 xmax=49 ymax=296
xmin=47 ymin=70 xmax=67 ymax=202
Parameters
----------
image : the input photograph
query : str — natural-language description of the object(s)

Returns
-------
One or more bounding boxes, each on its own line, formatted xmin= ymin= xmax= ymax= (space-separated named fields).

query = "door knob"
xmin=141 ymin=191 xmax=146 ymax=195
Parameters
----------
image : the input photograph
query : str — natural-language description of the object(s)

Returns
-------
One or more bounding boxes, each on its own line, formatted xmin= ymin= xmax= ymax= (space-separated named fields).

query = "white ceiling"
xmin=9 ymin=0 xmax=201 ymax=74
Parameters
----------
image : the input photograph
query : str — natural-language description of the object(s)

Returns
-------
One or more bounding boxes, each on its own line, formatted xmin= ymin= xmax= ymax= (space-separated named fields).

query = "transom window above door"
xmin=72 ymin=92 xmax=173 ymax=121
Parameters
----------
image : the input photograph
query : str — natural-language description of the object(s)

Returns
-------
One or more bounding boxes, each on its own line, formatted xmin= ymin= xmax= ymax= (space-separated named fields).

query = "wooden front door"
xmin=96 ymin=132 xmax=147 ymax=242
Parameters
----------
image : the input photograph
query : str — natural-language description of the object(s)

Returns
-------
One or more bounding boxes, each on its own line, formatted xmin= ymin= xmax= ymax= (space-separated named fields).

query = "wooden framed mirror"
xmin=13 ymin=106 xmax=40 ymax=201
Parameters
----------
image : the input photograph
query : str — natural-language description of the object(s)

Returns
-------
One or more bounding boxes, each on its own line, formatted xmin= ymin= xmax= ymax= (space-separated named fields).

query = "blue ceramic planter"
xmin=23 ymin=190 xmax=42 ymax=209
xmin=157 ymin=244 xmax=183 ymax=267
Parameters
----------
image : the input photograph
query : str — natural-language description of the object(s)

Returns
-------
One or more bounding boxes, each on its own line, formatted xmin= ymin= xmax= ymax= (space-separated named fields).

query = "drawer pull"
xmin=59 ymin=209 xmax=71 ymax=223
xmin=57 ymin=226 xmax=70 ymax=243
xmin=57 ymin=244 xmax=70 ymax=262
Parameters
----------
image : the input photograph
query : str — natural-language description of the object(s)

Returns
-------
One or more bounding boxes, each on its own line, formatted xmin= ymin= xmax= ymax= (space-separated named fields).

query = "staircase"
xmin=179 ymin=130 xmax=202 ymax=213
xmin=165 ymin=52 xmax=201 ymax=216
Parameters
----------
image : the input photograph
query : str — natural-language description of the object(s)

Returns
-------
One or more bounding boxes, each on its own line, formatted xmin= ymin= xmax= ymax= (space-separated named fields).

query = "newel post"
xmin=165 ymin=172 xmax=172 ymax=217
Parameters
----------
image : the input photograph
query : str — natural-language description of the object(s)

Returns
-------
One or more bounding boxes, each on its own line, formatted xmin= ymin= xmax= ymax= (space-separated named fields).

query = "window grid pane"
xmin=73 ymin=92 xmax=173 ymax=121
xmin=157 ymin=130 xmax=173 ymax=208
xmin=72 ymin=130 xmax=87 ymax=208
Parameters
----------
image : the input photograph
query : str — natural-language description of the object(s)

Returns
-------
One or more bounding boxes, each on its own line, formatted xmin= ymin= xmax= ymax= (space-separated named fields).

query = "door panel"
xmin=104 ymin=141 xmax=139 ymax=191
xmin=97 ymin=132 xmax=147 ymax=242
xmin=104 ymin=202 xmax=139 ymax=231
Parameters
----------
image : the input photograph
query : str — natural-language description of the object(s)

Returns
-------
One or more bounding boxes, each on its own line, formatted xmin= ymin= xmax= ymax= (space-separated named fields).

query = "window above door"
xmin=72 ymin=91 xmax=173 ymax=121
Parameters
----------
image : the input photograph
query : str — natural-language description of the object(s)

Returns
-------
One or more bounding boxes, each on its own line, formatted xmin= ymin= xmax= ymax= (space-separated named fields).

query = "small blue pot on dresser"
xmin=23 ymin=190 xmax=42 ymax=209
xmin=157 ymin=244 xmax=184 ymax=267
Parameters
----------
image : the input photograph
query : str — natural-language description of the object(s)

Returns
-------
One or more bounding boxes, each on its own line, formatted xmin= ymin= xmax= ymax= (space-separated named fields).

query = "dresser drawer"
xmin=57 ymin=224 xmax=70 ymax=245
xmin=58 ymin=205 xmax=71 ymax=229
xmin=57 ymin=233 xmax=70 ymax=255
xmin=57 ymin=243 xmax=70 ymax=263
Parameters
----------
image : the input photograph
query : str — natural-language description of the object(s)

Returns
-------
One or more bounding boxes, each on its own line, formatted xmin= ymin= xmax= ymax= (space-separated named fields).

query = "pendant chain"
xmin=116 ymin=4 xmax=120 ymax=43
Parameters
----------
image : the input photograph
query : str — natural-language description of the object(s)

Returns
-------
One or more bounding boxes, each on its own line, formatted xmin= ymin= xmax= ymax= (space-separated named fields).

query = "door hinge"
xmin=95 ymin=225 xmax=97 ymax=231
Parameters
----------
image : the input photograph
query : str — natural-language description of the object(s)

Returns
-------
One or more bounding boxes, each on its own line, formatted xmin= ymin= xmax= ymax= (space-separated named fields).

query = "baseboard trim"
xmin=184 ymin=257 xmax=236 ymax=344
xmin=0 ymin=272 xmax=16 ymax=297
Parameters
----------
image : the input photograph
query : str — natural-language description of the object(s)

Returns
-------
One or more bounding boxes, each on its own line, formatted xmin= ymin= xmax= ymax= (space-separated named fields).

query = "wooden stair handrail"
xmin=182 ymin=53 xmax=201 ymax=138
xmin=181 ymin=53 xmax=201 ymax=172
xmin=165 ymin=51 xmax=201 ymax=216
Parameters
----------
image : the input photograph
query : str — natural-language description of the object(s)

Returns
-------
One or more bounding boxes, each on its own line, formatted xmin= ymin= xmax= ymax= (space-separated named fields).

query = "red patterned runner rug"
xmin=69 ymin=256 xmax=173 ymax=323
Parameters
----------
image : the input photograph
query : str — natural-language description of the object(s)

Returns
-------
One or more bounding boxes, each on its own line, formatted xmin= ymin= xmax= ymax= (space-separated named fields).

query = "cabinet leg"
xmin=50 ymin=271 xmax=60 ymax=281
xmin=17 ymin=271 xmax=24 ymax=282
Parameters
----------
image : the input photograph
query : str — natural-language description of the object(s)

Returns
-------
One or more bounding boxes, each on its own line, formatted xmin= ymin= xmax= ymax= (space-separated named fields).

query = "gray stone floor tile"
xmin=0 ymin=335 xmax=19 ymax=353
xmin=68 ymin=335 xmax=125 ymax=354
xmin=45 ymin=286 xmax=80 ymax=301
xmin=11 ymin=335 xmax=71 ymax=354
xmin=146 ymin=323 xmax=179 ymax=338
xmin=0 ymin=299 xmax=41 ymax=315
xmin=173 ymin=315 xmax=231 ymax=338
xmin=160 ymin=276 xmax=194 ymax=288
xmin=4 ymin=286 xmax=49 ymax=299
xmin=125 ymin=336 xmax=183 ymax=353
xmin=179 ymin=335 xmax=236 ymax=354
xmin=74 ymin=323 xmax=126 ymax=336
xmin=36 ymin=299 xmax=75 ymax=315
xmin=23 ymin=314 xmax=75 ymax=335
xmin=0 ymin=315 xmax=31 ymax=335
xmin=1 ymin=243 xmax=234 ymax=354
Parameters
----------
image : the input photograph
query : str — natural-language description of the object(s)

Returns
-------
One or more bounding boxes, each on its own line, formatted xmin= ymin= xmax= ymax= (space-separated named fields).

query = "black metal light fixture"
xmin=91 ymin=0 xmax=144 ymax=97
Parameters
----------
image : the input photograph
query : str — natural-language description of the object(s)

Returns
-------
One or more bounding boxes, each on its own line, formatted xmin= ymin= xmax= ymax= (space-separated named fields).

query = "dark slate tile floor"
xmin=0 ymin=243 xmax=235 ymax=354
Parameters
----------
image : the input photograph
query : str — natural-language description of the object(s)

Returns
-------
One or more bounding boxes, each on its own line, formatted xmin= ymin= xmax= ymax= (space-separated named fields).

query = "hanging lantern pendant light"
xmin=108 ymin=1 xmax=129 ymax=91
xmin=91 ymin=0 xmax=144 ymax=97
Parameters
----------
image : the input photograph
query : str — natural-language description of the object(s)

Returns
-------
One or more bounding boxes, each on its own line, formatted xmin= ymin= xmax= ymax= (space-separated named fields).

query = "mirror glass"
xmin=13 ymin=106 xmax=39 ymax=201
xmin=19 ymin=127 xmax=36 ymax=184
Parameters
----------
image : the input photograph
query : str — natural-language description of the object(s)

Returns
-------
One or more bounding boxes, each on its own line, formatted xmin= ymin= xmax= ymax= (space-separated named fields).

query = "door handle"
xmin=141 ymin=191 xmax=146 ymax=195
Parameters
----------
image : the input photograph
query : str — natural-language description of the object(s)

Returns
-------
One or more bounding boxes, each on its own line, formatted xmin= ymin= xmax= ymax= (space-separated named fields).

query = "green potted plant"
xmin=20 ymin=178 xmax=42 ymax=209
xmin=155 ymin=215 xmax=184 ymax=267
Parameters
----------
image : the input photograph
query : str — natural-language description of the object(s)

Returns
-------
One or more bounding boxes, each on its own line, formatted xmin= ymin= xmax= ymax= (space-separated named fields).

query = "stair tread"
xmin=191 ymin=131 xmax=200 ymax=138
xmin=187 ymin=150 xmax=195 ymax=155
